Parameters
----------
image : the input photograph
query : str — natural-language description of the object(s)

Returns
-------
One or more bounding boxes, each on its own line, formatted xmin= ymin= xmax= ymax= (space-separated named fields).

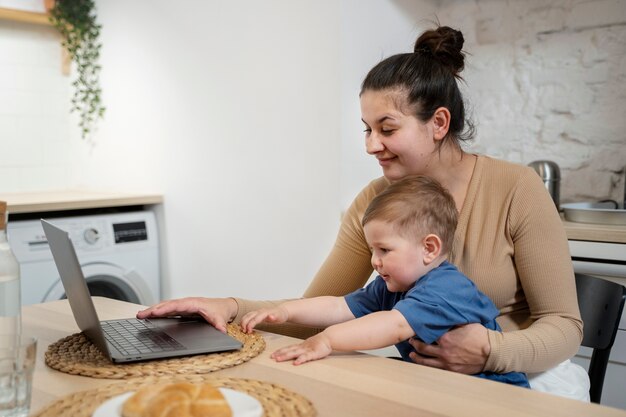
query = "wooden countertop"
xmin=562 ymin=216 xmax=626 ymax=244
xmin=0 ymin=190 xmax=163 ymax=214
xmin=24 ymin=298 xmax=626 ymax=417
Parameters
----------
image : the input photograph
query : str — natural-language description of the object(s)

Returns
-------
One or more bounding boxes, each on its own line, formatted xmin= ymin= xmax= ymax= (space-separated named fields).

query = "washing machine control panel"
xmin=62 ymin=221 xmax=108 ymax=251
xmin=83 ymin=227 xmax=101 ymax=245
xmin=8 ymin=214 xmax=155 ymax=261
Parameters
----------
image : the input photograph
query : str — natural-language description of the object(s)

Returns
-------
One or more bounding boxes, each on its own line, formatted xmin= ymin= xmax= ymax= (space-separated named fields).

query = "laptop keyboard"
xmin=101 ymin=318 xmax=185 ymax=356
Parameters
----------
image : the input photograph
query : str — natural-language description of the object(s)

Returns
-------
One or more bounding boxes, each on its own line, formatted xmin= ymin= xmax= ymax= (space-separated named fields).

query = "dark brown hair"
xmin=362 ymin=175 xmax=458 ymax=255
xmin=360 ymin=25 xmax=474 ymax=148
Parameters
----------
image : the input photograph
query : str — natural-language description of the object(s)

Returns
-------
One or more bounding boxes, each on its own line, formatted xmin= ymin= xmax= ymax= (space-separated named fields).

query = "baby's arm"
xmin=272 ymin=309 xmax=414 ymax=365
xmin=241 ymin=296 xmax=354 ymax=333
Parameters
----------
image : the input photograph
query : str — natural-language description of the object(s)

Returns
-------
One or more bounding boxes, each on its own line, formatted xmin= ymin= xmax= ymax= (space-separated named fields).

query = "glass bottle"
xmin=0 ymin=201 xmax=20 ymax=347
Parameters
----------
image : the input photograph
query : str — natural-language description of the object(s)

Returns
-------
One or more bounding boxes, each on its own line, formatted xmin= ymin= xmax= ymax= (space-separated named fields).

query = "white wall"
xmin=0 ymin=0 xmax=625 ymax=302
xmin=84 ymin=0 xmax=342 ymax=300
xmin=0 ymin=17 xmax=74 ymax=191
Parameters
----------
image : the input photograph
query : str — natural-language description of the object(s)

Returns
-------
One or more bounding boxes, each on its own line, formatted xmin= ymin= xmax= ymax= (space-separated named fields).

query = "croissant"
xmin=121 ymin=382 xmax=233 ymax=417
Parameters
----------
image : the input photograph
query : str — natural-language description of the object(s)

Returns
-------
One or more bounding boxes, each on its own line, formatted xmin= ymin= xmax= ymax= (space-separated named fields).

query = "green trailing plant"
xmin=49 ymin=0 xmax=105 ymax=139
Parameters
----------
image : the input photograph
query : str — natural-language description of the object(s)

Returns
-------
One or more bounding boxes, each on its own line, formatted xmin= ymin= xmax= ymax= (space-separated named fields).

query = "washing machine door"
xmin=43 ymin=262 xmax=156 ymax=306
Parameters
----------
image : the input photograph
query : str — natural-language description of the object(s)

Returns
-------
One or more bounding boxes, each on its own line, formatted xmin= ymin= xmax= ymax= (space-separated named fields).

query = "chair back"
xmin=575 ymin=272 xmax=626 ymax=403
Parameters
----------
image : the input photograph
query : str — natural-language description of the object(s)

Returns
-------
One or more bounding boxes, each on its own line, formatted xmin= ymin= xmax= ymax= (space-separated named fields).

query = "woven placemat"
xmin=32 ymin=375 xmax=316 ymax=417
xmin=45 ymin=323 xmax=265 ymax=379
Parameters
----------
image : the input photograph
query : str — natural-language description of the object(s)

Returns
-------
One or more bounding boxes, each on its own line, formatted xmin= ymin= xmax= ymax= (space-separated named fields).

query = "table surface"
xmin=24 ymin=298 xmax=626 ymax=417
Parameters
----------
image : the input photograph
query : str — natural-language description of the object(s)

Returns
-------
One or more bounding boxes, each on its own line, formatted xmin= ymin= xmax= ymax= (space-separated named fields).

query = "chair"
xmin=575 ymin=272 xmax=626 ymax=403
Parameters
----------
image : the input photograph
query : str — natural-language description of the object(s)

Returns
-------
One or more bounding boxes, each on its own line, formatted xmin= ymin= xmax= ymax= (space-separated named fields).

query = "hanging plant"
xmin=49 ymin=0 xmax=105 ymax=139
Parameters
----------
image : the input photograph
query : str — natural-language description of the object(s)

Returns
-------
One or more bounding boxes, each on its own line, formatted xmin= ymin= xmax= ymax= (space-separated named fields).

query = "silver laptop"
xmin=41 ymin=219 xmax=242 ymax=363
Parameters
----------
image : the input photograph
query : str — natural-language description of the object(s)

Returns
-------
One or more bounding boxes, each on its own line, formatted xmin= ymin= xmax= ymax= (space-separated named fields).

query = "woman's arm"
xmin=484 ymin=169 xmax=582 ymax=373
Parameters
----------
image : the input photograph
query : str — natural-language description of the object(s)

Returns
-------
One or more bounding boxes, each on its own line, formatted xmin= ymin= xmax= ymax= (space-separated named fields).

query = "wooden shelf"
xmin=0 ymin=190 xmax=163 ymax=214
xmin=0 ymin=7 xmax=51 ymax=26
xmin=0 ymin=6 xmax=70 ymax=74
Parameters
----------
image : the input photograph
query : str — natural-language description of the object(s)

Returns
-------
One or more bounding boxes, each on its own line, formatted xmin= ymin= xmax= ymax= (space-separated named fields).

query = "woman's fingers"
xmin=408 ymin=338 xmax=441 ymax=357
xmin=136 ymin=299 xmax=190 ymax=318
xmin=406 ymin=324 xmax=489 ymax=374
xmin=136 ymin=298 xmax=237 ymax=334
xmin=198 ymin=309 xmax=228 ymax=333
xmin=408 ymin=351 xmax=446 ymax=369
xmin=407 ymin=338 xmax=452 ymax=370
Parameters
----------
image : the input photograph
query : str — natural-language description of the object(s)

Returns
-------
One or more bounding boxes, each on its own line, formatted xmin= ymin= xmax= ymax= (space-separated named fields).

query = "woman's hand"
xmin=408 ymin=323 xmax=490 ymax=374
xmin=240 ymin=307 xmax=289 ymax=334
xmin=271 ymin=333 xmax=333 ymax=365
xmin=136 ymin=297 xmax=238 ymax=333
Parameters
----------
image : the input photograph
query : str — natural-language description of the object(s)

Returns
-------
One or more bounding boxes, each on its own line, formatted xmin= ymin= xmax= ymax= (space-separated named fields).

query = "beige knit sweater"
xmin=234 ymin=155 xmax=582 ymax=374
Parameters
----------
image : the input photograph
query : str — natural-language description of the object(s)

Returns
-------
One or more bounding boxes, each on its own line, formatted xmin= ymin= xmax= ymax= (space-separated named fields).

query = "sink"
xmin=562 ymin=202 xmax=626 ymax=225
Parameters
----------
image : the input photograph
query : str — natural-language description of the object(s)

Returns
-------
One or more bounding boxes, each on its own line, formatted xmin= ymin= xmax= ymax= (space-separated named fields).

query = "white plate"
xmin=92 ymin=387 xmax=263 ymax=417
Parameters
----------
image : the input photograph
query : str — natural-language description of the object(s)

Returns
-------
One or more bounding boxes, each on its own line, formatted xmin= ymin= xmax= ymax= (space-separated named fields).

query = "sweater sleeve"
xmin=484 ymin=168 xmax=583 ymax=373
xmin=232 ymin=179 xmax=385 ymax=339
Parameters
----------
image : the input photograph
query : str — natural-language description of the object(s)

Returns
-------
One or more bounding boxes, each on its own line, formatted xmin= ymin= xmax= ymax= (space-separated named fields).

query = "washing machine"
xmin=7 ymin=211 xmax=160 ymax=306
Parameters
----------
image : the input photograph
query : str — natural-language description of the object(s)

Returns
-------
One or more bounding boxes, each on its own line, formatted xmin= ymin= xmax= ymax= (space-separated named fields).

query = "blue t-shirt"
xmin=344 ymin=261 xmax=529 ymax=388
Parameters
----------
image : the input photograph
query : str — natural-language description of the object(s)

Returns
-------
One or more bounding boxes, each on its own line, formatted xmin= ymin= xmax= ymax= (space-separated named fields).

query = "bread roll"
xmin=122 ymin=382 xmax=233 ymax=417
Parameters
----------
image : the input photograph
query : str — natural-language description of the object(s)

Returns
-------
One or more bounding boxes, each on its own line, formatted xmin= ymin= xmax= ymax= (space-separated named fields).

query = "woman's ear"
xmin=432 ymin=107 xmax=451 ymax=141
xmin=422 ymin=234 xmax=442 ymax=264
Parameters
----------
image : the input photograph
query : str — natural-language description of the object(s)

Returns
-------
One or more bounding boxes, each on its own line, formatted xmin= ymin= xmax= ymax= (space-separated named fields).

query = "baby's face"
xmin=364 ymin=220 xmax=427 ymax=292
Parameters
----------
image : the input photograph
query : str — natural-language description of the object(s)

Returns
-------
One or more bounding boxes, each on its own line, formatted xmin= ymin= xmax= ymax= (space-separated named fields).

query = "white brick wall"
xmin=436 ymin=0 xmax=626 ymax=205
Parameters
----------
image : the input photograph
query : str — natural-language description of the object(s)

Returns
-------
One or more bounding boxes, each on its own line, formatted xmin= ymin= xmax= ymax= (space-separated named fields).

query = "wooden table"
xmin=24 ymin=298 xmax=626 ymax=417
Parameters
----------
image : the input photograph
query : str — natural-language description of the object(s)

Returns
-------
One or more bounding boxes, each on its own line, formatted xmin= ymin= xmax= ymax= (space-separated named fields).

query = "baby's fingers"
xmin=241 ymin=312 xmax=263 ymax=333
xmin=271 ymin=344 xmax=303 ymax=362
xmin=271 ymin=345 xmax=318 ymax=365
xmin=293 ymin=351 xmax=318 ymax=366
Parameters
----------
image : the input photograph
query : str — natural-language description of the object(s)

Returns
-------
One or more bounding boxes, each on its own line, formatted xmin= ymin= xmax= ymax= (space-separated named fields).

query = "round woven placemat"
xmin=45 ymin=323 xmax=265 ymax=379
xmin=31 ymin=375 xmax=316 ymax=417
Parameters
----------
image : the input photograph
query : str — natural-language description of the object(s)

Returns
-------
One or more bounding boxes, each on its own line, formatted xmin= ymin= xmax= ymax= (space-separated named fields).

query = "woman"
xmin=139 ymin=26 xmax=587 ymax=399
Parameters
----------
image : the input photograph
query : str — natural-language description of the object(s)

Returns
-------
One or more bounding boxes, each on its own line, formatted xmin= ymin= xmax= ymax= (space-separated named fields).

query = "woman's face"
xmin=360 ymin=90 xmax=437 ymax=182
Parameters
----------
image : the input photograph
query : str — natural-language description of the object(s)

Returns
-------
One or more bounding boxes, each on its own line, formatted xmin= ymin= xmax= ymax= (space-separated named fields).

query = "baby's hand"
xmin=271 ymin=333 xmax=332 ymax=365
xmin=240 ymin=306 xmax=288 ymax=334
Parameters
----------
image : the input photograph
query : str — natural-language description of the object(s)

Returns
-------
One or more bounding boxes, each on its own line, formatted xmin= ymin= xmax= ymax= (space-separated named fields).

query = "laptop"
xmin=41 ymin=219 xmax=243 ymax=363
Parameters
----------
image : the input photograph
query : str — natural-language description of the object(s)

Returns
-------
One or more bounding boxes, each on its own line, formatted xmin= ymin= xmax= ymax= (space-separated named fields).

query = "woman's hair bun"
xmin=414 ymin=26 xmax=465 ymax=75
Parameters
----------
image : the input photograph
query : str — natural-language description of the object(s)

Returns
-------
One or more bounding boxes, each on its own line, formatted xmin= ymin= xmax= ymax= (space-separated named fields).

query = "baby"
xmin=241 ymin=175 xmax=529 ymax=387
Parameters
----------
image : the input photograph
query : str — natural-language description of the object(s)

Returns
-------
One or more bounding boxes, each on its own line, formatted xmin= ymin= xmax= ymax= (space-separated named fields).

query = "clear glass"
xmin=0 ymin=211 xmax=21 ymax=343
xmin=0 ymin=336 xmax=36 ymax=417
